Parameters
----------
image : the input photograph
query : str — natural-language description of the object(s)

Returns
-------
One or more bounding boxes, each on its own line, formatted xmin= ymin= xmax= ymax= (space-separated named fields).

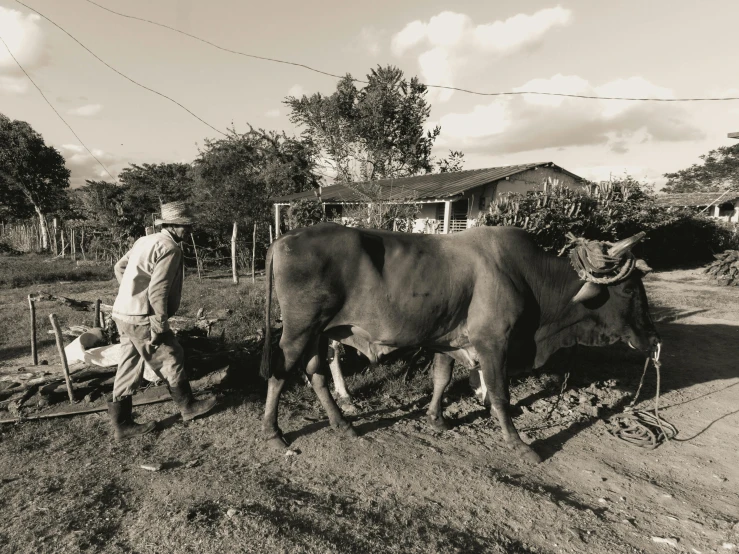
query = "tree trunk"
xmin=33 ymin=205 xmax=50 ymax=251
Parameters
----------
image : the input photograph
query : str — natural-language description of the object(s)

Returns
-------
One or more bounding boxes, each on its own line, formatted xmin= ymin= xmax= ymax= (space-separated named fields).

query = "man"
xmin=108 ymin=201 xmax=217 ymax=440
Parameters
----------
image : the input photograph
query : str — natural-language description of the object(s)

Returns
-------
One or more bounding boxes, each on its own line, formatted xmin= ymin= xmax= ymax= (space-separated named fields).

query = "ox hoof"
xmin=427 ymin=415 xmax=452 ymax=432
xmin=512 ymin=444 xmax=543 ymax=464
xmin=336 ymin=423 xmax=358 ymax=438
xmin=265 ymin=434 xmax=290 ymax=451
xmin=338 ymin=398 xmax=360 ymax=416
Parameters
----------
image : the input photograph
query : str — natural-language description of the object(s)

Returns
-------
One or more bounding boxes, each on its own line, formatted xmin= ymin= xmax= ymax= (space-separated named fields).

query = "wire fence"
xmin=1 ymin=218 xmax=269 ymax=284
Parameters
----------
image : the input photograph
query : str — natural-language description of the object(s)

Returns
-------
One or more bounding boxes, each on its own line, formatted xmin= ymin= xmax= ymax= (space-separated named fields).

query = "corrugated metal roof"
xmin=272 ymin=163 xmax=583 ymax=203
xmin=654 ymin=192 xmax=739 ymax=207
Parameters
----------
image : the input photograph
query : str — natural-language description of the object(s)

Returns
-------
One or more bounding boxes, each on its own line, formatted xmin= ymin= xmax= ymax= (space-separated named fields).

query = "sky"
xmin=1 ymin=0 xmax=738 ymax=188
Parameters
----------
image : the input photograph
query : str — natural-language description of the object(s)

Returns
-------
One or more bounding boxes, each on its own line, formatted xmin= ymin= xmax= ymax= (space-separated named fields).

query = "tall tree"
xmin=118 ymin=162 xmax=195 ymax=233
xmin=192 ymin=126 xmax=319 ymax=242
xmin=663 ymin=143 xmax=739 ymax=193
xmin=0 ymin=114 xmax=70 ymax=249
xmin=286 ymin=65 xmax=452 ymax=183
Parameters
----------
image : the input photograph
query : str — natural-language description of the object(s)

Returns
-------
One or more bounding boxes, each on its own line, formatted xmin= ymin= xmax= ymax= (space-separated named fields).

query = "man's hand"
xmin=150 ymin=330 xmax=171 ymax=347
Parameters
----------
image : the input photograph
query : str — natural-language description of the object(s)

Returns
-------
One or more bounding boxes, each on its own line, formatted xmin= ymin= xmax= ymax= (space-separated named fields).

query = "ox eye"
xmin=622 ymin=286 xmax=635 ymax=294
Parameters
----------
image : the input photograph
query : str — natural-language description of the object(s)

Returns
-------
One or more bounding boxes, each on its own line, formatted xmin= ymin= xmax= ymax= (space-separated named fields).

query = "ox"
xmin=260 ymin=223 xmax=659 ymax=463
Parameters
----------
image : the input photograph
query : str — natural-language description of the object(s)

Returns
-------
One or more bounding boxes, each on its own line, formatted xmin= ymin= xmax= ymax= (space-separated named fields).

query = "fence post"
xmin=191 ymin=234 xmax=202 ymax=281
xmin=52 ymin=218 xmax=58 ymax=256
xmin=232 ymin=222 xmax=239 ymax=284
xmin=269 ymin=224 xmax=273 ymax=245
xmin=93 ymin=299 xmax=101 ymax=329
xmin=28 ymin=295 xmax=38 ymax=365
xmin=252 ymin=223 xmax=257 ymax=284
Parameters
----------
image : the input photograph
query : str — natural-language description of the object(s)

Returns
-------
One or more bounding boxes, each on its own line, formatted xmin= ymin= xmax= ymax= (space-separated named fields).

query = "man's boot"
xmin=168 ymin=380 xmax=217 ymax=421
xmin=107 ymin=396 xmax=156 ymax=441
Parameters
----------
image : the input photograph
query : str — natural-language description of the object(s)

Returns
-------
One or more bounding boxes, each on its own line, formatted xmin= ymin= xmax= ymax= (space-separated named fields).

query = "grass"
xmin=0 ymin=253 xmax=113 ymax=288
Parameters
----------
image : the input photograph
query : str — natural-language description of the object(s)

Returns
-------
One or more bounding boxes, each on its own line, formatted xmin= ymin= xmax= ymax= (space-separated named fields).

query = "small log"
xmin=28 ymin=295 xmax=38 ymax=365
xmin=49 ymin=314 xmax=76 ymax=403
xmin=32 ymin=291 xmax=94 ymax=311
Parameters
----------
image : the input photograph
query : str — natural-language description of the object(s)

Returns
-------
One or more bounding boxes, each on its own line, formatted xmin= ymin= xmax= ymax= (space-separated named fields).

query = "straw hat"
xmin=155 ymin=201 xmax=195 ymax=226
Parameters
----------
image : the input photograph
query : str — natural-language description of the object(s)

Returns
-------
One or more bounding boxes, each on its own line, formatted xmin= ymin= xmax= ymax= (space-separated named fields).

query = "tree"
xmin=436 ymin=150 xmax=465 ymax=173
xmin=117 ymin=162 xmax=196 ymax=234
xmin=192 ymin=126 xmax=319 ymax=252
xmin=77 ymin=180 xmax=132 ymax=258
xmin=286 ymin=65 xmax=446 ymax=183
xmin=663 ymin=143 xmax=739 ymax=193
xmin=0 ymin=114 xmax=70 ymax=249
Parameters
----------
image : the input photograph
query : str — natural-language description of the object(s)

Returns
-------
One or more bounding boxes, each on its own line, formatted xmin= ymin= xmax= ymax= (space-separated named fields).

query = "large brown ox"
xmin=260 ymin=223 xmax=659 ymax=463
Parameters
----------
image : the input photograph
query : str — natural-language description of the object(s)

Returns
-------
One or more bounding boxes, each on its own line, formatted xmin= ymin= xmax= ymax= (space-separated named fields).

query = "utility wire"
xmin=82 ymin=0 xmax=739 ymax=103
xmin=16 ymin=0 xmax=228 ymax=137
xmin=0 ymin=32 xmax=118 ymax=182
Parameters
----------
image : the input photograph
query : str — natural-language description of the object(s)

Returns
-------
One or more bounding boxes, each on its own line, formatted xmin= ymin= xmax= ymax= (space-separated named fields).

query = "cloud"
xmin=418 ymin=48 xmax=454 ymax=102
xmin=358 ymin=27 xmax=384 ymax=56
xmin=0 ymin=75 xmax=27 ymax=94
xmin=287 ymin=84 xmax=306 ymax=98
xmin=0 ymin=7 xmax=47 ymax=93
xmin=472 ymin=7 xmax=571 ymax=54
xmin=391 ymin=8 xmax=571 ymax=102
xmin=67 ymin=103 xmax=103 ymax=117
xmin=265 ymin=108 xmax=280 ymax=117
xmin=59 ymin=144 xmax=126 ymax=188
xmin=436 ymin=74 xmax=704 ymax=155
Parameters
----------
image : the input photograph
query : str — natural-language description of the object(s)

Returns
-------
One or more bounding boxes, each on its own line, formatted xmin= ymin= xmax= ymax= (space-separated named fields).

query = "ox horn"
xmin=607 ymin=231 xmax=646 ymax=258
xmin=572 ymin=281 xmax=604 ymax=304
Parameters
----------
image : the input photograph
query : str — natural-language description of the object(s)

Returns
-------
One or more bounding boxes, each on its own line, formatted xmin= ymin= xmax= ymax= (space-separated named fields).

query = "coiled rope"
xmin=606 ymin=344 xmax=678 ymax=449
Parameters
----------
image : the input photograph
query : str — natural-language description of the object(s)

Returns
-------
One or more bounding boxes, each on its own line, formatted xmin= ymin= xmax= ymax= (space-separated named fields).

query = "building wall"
xmin=410 ymin=166 xmax=583 ymax=232
xmin=712 ymin=200 xmax=739 ymax=223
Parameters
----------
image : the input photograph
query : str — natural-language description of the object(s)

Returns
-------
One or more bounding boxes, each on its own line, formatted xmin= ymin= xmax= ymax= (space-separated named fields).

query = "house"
xmin=272 ymin=162 xmax=585 ymax=235
xmin=654 ymin=192 xmax=739 ymax=223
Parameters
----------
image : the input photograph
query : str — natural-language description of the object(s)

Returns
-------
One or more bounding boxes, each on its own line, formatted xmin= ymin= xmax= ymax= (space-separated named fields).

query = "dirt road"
xmin=0 ymin=269 xmax=737 ymax=553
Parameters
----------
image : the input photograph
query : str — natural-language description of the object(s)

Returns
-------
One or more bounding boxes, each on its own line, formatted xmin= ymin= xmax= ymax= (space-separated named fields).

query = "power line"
xmin=82 ymin=0 xmax=739 ymax=103
xmin=0 ymin=32 xmax=118 ymax=182
xmin=15 ymin=0 xmax=228 ymax=137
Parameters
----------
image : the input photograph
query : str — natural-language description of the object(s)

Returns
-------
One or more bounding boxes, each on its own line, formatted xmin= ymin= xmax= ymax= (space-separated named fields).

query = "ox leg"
xmin=263 ymin=375 xmax=289 ymax=450
xmin=307 ymin=339 xmax=357 ymax=438
xmin=479 ymin=348 xmax=542 ymax=464
xmin=262 ymin=332 xmax=311 ymax=450
xmin=426 ymin=353 xmax=454 ymax=432
xmin=328 ymin=340 xmax=359 ymax=415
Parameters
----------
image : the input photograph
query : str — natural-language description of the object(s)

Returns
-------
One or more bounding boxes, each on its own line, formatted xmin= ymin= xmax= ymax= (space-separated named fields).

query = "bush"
xmin=477 ymin=177 xmax=739 ymax=269
xmin=287 ymin=198 xmax=324 ymax=229
xmin=640 ymin=216 xmax=739 ymax=269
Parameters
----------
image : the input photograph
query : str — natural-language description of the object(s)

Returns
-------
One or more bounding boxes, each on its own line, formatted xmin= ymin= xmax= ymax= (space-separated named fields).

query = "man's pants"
xmin=112 ymin=319 xmax=186 ymax=401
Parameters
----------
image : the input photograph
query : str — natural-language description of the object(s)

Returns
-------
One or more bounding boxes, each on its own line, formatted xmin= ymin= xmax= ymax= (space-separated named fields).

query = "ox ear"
xmin=572 ymin=281 xmax=604 ymax=304
xmin=635 ymin=259 xmax=652 ymax=274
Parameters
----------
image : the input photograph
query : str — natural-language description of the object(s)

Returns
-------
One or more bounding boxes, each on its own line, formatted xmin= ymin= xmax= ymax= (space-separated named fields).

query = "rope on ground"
xmin=543 ymin=371 xmax=571 ymax=421
xmin=606 ymin=344 xmax=678 ymax=449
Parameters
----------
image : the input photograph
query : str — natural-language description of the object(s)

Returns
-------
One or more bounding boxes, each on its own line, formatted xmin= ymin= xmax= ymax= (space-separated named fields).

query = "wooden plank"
xmin=49 ymin=314 xmax=76 ymax=403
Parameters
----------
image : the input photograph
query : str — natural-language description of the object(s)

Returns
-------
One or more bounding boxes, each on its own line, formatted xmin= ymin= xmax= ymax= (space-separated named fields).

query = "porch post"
xmin=442 ymin=200 xmax=451 ymax=234
xmin=274 ymin=204 xmax=281 ymax=237
xmin=713 ymin=205 xmax=721 ymax=218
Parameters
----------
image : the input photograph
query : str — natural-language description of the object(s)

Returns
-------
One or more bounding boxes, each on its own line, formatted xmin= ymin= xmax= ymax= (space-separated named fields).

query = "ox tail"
xmin=260 ymin=244 xmax=275 ymax=380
